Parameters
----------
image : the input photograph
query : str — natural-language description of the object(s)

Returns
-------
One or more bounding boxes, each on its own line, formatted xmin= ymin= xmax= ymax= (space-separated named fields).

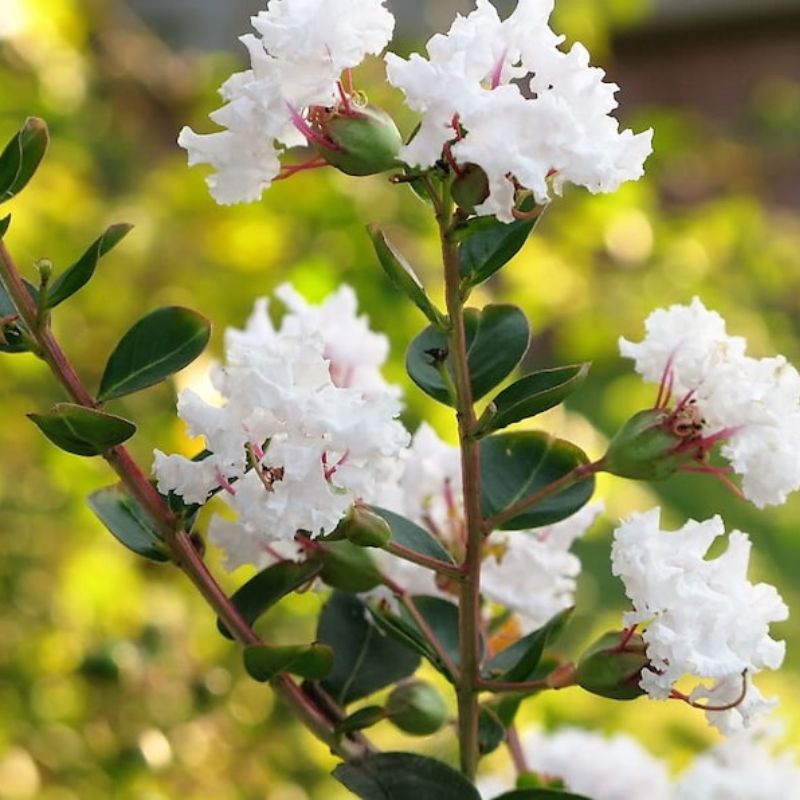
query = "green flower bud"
xmin=451 ymin=163 xmax=489 ymax=214
xmin=576 ymin=630 xmax=649 ymax=701
xmin=386 ymin=681 xmax=449 ymax=736
xmin=36 ymin=258 xmax=53 ymax=283
xmin=317 ymin=540 xmax=383 ymax=593
xmin=338 ymin=504 xmax=392 ymax=548
xmin=316 ymin=105 xmax=402 ymax=177
xmin=602 ymin=408 xmax=695 ymax=481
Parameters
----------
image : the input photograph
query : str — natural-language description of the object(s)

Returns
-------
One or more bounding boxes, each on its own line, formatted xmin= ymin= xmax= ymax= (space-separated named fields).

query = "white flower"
xmin=385 ymin=0 xmax=652 ymax=222
xmin=179 ymin=0 xmax=395 ymax=204
xmin=675 ymin=729 xmax=800 ymax=800
xmin=522 ymin=727 xmax=673 ymax=800
xmin=611 ymin=508 xmax=788 ymax=733
xmin=154 ymin=284 xmax=408 ymax=564
xmin=481 ymin=503 xmax=602 ymax=632
xmin=619 ymin=296 xmax=800 ymax=507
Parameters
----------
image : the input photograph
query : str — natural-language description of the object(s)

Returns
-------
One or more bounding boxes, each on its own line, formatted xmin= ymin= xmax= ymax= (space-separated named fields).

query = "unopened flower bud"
xmin=602 ymin=408 xmax=697 ymax=481
xmin=451 ymin=163 xmax=489 ymax=214
xmin=338 ymin=504 xmax=392 ymax=548
xmin=386 ymin=681 xmax=448 ymax=735
xmin=36 ymin=258 xmax=53 ymax=283
xmin=317 ymin=540 xmax=383 ymax=593
xmin=315 ymin=105 xmax=402 ymax=177
xmin=576 ymin=630 xmax=648 ymax=701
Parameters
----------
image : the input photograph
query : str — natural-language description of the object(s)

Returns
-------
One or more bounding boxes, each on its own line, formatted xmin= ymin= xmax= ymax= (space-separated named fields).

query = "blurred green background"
xmin=1 ymin=0 xmax=799 ymax=797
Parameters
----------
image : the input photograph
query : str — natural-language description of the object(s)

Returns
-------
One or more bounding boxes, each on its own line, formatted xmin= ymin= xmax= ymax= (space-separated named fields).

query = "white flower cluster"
xmin=479 ymin=727 xmax=800 ymax=800
xmin=386 ymin=0 xmax=653 ymax=221
xmin=154 ymin=284 xmax=408 ymax=569
xmin=611 ymin=508 xmax=788 ymax=733
xmin=375 ymin=423 xmax=601 ymax=632
xmin=178 ymin=0 xmax=395 ymax=204
xmin=620 ymin=297 xmax=800 ymax=507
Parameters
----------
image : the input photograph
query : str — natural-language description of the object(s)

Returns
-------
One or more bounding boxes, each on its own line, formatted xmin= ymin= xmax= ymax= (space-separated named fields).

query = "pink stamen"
xmin=616 ymin=624 xmax=639 ymax=651
xmin=322 ymin=451 xmax=349 ymax=482
xmin=489 ymin=49 xmax=508 ymax=89
xmin=336 ymin=80 xmax=353 ymax=115
xmin=276 ymin=156 xmax=330 ymax=181
xmin=442 ymin=141 xmax=464 ymax=178
xmin=214 ymin=470 xmax=237 ymax=496
xmin=286 ymin=103 xmax=341 ymax=151
xmin=250 ymin=441 xmax=265 ymax=461
xmin=344 ymin=67 xmax=355 ymax=95
xmin=655 ymin=355 xmax=677 ymax=410
xmin=451 ymin=114 xmax=464 ymax=142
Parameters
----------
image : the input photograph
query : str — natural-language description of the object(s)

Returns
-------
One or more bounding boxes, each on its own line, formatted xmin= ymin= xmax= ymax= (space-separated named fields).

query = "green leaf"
xmin=28 ymin=403 xmax=137 ymax=456
xmin=334 ymin=753 xmax=481 ymax=800
xmin=478 ymin=706 xmax=505 ymax=755
xmin=0 ymin=117 xmax=49 ymax=204
xmin=88 ymin=484 xmax=169 ymax=562
xmin=399 ymin=596 xmax=465 ymax=674
xmin=336 ymin=705 xmax=387 ymax=735
xmin=478 ymin=364 xmax=590 ymax=436
xmin=492 ymin=792 xmax=591 ymax=800
xmin=97 ymin=306 xmax=211 ymax=402
xmin=367 ymin=225 xmax=444 ymax=327
xmin=317 ymin=592 xmax=420 ymax=705
xmin=484 ymin=607 xmax=573 ymax=682
xmin=481 ymin=432 xmax=595 ymax=530
xmin=370 ymin=506 xmax=455 ymax=565
xmin=46 ymin=223 xmax=134 ymax=309
xmin=0 ymin=214 xmax=9 ymax=238
xmin=217 ymin=560 xmax=323 ymax=641
xmin=243 ymin=643 xmax=333 ymax=682
xmin=458 ymin=200 xmax=545 ymax=288
xmin=406 ymin=305 xmax=530 ymax=406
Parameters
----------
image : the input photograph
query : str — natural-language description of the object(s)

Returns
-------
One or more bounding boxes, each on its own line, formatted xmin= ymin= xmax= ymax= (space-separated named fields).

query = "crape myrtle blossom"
xmin=178 ymin=0 xmax=395 ymax=204
xmin=674 ymin=728 xmax=800 ymax=800
xmin=611 ymin=508 xmax=788 ymax=733
xmin=153 ymin=284 xmax=408 ymax=569
xmin=385 ymin=0 xmax=653 ymax=222
xmin=375 ymin=423 xmax=602 ymax=631
xmin=477 ymin=727 xmax=672 ymax=800
xmin=619 ymin=297 xmax=800 ymax=507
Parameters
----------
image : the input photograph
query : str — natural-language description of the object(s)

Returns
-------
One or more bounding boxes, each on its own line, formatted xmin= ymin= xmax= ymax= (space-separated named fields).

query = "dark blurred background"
xmin=1 ymin=1 xmax=799 ymax=797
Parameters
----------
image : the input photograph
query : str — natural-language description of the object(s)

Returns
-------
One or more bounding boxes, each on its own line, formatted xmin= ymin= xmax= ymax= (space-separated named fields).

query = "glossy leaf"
xmin=0 ymin=117 xmax=49 ymax=204
xmin=243 ymin=643 xmax=333 ymax=682
xmin=399 ymin=596 xmax=464 ymax=674
xmin=317 ymin=592 xmax=420 ymax=705
xmin=492 ymin=792 xmax=591 ymax=800
xmin=458 ymin=200 xmax=545 ymax=288
xmin=334 ymin=753 xmax=481 ymax=800
xmin=484 ymin=607 xmax=573 ymax=682
xmin=217 ymin=560 xmax=323 ymax=640
xmin=97 ymin=306 xmax=211 ymax=401
xmin=406 ymin=304 xmax=529 ymax=405
xmin=478 ymin=364 xmax=590 ymax=436
xmin=0 ymin=214 xmax=9 ymax=238
xmin=28 ymin=403 xmax=136 ymax=456
xmin=370 ymin=506 xmax=455 ymax=565
xmin=481 ymin=432 xmax=595 ymax=530
xmin=478 ymin=706 xmax=505 ymax=755
xmin=46 ymin=223 xmax=134 ymax=309
xmin=335 ymin=705 xmax=387 ymax=735
xmin=367 ymin=225 xmax=444 ymax=327
xmin=88 ymin=484 xmax=169 ymax=562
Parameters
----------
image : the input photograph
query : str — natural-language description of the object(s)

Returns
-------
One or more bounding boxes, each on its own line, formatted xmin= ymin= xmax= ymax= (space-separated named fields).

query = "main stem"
xmin=0 ymin=240 xmax=367 ymax=761
xmin=438 ymin=198 xmax=484 ymax=779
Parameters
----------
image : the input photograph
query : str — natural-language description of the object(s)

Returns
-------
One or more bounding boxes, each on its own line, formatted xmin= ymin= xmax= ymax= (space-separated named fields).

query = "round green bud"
xmin=451 ymin=163 xmax=490 ymax=214
xmin=576 ymin=630 xmax=649 ymax=701
xmin=317 ymin=540 xmax=383 ymax=593
xmin=316 ymin=105 xmax=403 ymax=177
xmin=386 ymin=681 xmax=449 ymax=736
xmin=36 ymin=258 xmax=53 ymax=282
xmin=339 ymin=504 xmax=392 ymax=548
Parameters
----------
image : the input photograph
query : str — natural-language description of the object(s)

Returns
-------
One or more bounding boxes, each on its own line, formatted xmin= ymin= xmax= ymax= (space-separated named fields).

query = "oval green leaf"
xmin=478 ymin=705 xmax=506 ymax=755
xmin=217 ymin=560 xmax=323 ymax=640
xmin=367 ymin=225 xmax=444 ymax=327
xmin=478 ymin=364 xmax=590 ymax=436
xmin=317 ymin=592 xmax=420 ymax=705
xmin=457 ymin=199 xmax=545 ymax=288
xmin=46 ymin=223 xmax=134 ymax=309
xmin=370 ymin=506 xmax=455 ymax=565
xmin=88 ymin=484 xmax=169 ymax=562
xmin=335 ymin=705 xmax=387 ymax=735
xmin=334 ymin=753 xmax=482 ymax=800
xmin=406 ymin=304 xmax=530 ymax=406
xmin=28 ymin=403 xmax=136 ymax=456
xmin=0 ymin=117 xmax=49 ymax=204
xmin=399 ymin=596 xmax=465 ymax=675
xmin=97 ymin=306 xmax=211 ymax=402
xmin=243 ymin=643 xmax=334 ymax=682
xmin=481 ymin=432 xmax=595 ymax=530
